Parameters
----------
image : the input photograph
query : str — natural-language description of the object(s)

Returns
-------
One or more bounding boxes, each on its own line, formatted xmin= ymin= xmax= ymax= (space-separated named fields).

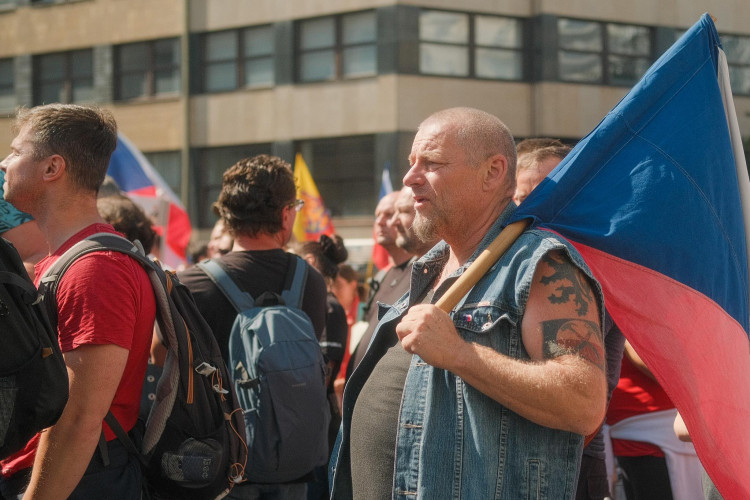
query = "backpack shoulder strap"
xmin=280 ymin=255 xmax=308 ymax=309
xmin=197 ymin=259 xmax=255 ymax=313
xmin=37 ymin=232 xmax=156 ymax=328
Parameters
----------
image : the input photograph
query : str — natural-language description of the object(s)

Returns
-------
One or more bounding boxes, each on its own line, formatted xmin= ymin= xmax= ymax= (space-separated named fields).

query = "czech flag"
xmin=106 ymin=134 xmax=191 ymax=269
xmin=511 ymin=14 xmax=750 ymax=498
xmin=293 ymin=153 xmax=336 ymax=242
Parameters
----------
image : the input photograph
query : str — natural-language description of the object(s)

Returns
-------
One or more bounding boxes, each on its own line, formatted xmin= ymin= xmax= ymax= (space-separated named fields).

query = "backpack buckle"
xmin=195 ymin=362 xmax=217 ymax=377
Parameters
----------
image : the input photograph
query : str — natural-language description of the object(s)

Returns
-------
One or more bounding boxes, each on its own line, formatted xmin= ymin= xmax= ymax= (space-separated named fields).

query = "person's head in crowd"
xmin=515 ymin=137 xmax=564 ymax=159
xmin=207 ymin=218 xmax=233 ymax=257
xmin=4 ymin=104 xmax=117 ymax=213
xmin=189 ymin=242 xmax=209 ymax=265
xmin=332 ymin=263 xmax=360 ymax=314
xmin=99 ymin=175 xmax=122 ymax=198
xmin=390 ymin=187 xmax=439 ymax=257
xmin=300 ymin=234 xmax=348 ymax=286
xmin=213 ymin=154 xmax=298 ymax=245
xmin=513 ymin=144 xmax=571 ymax=205
xmin=404 ymin=106 xmax=517 ymax=246
xmin=97 ymin=194 xmax=157 ymax=254
xmin=374 ymin=191 xmax=411 ymax=266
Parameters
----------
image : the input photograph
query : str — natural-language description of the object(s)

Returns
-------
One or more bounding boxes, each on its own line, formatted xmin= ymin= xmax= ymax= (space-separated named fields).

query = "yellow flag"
xmin=293 ymin=153 xmax=335 ymax=241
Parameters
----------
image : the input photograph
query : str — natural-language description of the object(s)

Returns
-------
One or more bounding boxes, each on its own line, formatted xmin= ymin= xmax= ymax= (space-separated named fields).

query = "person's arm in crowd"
xmin=623 ymin=340 xmax=658 ymax=381
xmin=396 ymin=250 xmax=607 ymax=436
xmin=22 ymin=344 xmax=128 ymax=500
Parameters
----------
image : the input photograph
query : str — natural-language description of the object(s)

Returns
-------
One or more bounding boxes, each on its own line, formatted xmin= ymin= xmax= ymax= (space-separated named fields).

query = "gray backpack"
xmin=198 ymin=256 xmax=330 ymax=483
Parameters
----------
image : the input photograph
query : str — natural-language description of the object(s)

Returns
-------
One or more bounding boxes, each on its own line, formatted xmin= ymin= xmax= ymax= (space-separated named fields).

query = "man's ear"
xmin=42 ymin=154 xmax=66 ymax=182
xmin=482 ymin=153 xmax=508 ymax=191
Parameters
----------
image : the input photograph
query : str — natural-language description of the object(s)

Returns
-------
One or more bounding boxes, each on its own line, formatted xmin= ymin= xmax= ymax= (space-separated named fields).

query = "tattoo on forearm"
xmin=541 ymin=319 xmax=605 ymax=371
xmin=540 ymin=254 xmax=594 ymax=317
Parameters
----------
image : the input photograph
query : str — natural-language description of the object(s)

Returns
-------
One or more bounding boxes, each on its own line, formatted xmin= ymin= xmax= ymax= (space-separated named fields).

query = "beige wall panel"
xmin=191 ymin=76 xmax=398 ymax=146
xmin=191 ymin=0 xmax=393 ymax=30
xmin=111 ymin=100 xmax=184 ymax=151
xmin=538 ymin=0 xmax=747 ymax=32
xmin=394 ymin=76 xmax=532 ymax=136
xmin=0 ymin=0 xmax=183 ymax=56
xmin=530 ymin=83 xmax=627 ymax=138
xmin=404 ymin=0 xmax=529 ymax=17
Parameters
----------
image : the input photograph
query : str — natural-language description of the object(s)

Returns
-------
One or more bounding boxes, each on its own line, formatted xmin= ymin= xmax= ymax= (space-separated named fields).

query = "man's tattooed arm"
xmin=541 ymin=319 xmax=605 ymax=373
xmin=536 ymin=253 xmax=605 ymax=372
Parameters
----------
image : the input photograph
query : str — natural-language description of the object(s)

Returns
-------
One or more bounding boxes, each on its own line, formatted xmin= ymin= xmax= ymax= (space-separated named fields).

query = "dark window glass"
xmin=298 ymin=11 xmax=376 ymax=82
xmin=558 ymin=18 xmax=652 ymax=86
xmin=115 ymin=38 xmax=180 ymax=100
xmin=0 ymin=58 xmax=15 ymax=110
xmin=144 ymin=151 xmax=182 ymax=197
xmin=297 ymin=135 xmax=375 ymax=217
xmin=723 ymin=34 xmax=750 ymax=95
xmin=202 ymin=25 xmax=275 ymax=92
xmin=419 ymin=10 xmax=523 ymax=80
xmin=33 ymin=49 xmax=93 ymax=105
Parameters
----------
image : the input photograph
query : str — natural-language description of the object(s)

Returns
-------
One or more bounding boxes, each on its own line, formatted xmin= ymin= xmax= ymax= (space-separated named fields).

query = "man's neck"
xmin=232 ymin=231 xmax=286 ymax=252
xmin=35 ymin=196 xmax=104 ymax=254
xmin=386 ymin=246 xmax=412 ymax=267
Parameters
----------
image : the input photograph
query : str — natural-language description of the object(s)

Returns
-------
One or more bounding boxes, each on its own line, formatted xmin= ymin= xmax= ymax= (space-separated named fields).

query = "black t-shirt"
xmin=322 ymin=292 xmax=348 ymax=383
xmin=349 ymin=289 xmax=435 ymax=499
xmin=179 ymin=249 xmax=328 ymax=362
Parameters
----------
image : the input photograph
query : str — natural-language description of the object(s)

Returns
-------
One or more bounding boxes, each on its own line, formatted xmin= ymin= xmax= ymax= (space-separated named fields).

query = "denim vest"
xmin=330 ymin=203 xmax=604 ymax=499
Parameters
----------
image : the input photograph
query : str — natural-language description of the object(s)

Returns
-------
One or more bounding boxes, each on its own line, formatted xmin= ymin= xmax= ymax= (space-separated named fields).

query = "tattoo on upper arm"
xmin=541 ymin=319 xmax=605 ymax=371
xmin=539 ymin=253 xmax=594 ymax=317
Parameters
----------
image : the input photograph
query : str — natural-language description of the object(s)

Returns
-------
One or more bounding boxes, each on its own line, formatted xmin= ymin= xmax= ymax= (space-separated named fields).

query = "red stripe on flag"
xmin=571 ymin=240 xmax=750 ymax=499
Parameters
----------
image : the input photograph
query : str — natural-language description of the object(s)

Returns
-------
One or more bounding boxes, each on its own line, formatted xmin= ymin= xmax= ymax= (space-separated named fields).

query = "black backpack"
xmin=38 ymin=233 xmax=248 ymax=500
xmin=0 ymin=238 xmax=68 ymax=460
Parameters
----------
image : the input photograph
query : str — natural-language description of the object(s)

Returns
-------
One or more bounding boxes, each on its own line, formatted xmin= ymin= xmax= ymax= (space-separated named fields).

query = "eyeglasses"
xmin=288 ymin=199 xmax=305 ymax=212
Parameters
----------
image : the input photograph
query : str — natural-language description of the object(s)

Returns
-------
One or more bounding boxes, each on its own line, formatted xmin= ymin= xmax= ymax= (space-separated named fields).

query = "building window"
xmin=143 ymin=151 xmax=181 ymax=197
xmin=115 ymin=38 xmax=180 ymax=100
xmin=33 ymin=49 xmax=93 ymax=105
xmin=0 ymin=59 xmax=14 ymax=110
xmin=202 ymin=25 xmax=274 ymax=93
xmin=196 ymin=144 xmax=271 ymax=227
xmin=558 ymin=18 xmax=651 ymax=86
xmin=297 ymin=135 xmax=375 ymax=217
xmin=419 ymin=10 xmax=523 ymax=80
xmin=722 ymin=34 xmax=750 ymax=95
xmin=297 ymin=11 xmax=377 ymax=82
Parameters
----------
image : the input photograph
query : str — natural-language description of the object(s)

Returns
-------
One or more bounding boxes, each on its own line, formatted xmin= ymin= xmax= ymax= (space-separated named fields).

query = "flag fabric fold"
xmin=292 ymin=153 xmax=335 ymax=242
xmin=106 ymin=134 xmax=191 ymax=269
xmin=511 ymin=14 xmax=750 ymax=498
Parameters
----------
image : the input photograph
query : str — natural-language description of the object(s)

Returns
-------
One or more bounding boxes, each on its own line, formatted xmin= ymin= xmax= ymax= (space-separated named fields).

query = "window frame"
xmin=417 ymin=8 xmax=525 ymax=81
xmin=296 ymin=10 xmax=378 ymax=83
xmin=720 ymin=32 xmax=750 ymax=96
xmin=114 ymin=37 xmax=181 ymax=101
xmin=32 ymin=49 xmax=94 ymax=105
xmin=557 ymin=18 xmax=654 ymax=86
xmin=200 ymin=24 xmax=276 ymax=94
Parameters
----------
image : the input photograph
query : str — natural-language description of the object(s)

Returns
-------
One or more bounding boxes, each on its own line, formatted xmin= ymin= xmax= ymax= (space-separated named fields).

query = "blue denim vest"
xmin=330 ymin=203 xmax=604 ymax=499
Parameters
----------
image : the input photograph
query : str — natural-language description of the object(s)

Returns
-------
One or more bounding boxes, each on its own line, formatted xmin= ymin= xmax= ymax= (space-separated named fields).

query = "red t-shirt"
xmin=1 ymin=224 xmax=155 ymax=477
xmin=606 ymin=354 xmax=675 ymax=457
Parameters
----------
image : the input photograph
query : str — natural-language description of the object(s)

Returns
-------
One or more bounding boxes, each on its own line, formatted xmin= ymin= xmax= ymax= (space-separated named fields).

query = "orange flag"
xmin=293 ymin=153 xmax=335 ymax=241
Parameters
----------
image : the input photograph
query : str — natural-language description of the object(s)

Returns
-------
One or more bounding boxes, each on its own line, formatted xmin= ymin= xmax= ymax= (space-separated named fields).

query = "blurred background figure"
xmin=97 ymin=194 xmax=157 ymax=255
xmin=298 ymin=234 xmax=350 ymax=500
xmin=207 ymin=218 xmax=233 ymax=258
xmin=514 ymin=144 xmax=572 ymax=205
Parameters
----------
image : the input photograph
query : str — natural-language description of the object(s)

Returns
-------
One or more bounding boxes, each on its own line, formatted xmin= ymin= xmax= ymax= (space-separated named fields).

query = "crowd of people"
xmin=0 ymin=103 xmax=721 ymax=500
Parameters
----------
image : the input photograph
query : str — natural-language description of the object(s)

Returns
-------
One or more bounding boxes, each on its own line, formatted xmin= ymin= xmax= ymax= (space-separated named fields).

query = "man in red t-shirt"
xmin=0 ymin=104 xmax=155 ymax=500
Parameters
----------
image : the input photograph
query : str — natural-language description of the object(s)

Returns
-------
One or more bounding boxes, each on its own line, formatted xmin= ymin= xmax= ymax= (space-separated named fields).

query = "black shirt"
xmin=179 ymin=249 xmax=328 ymax=362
